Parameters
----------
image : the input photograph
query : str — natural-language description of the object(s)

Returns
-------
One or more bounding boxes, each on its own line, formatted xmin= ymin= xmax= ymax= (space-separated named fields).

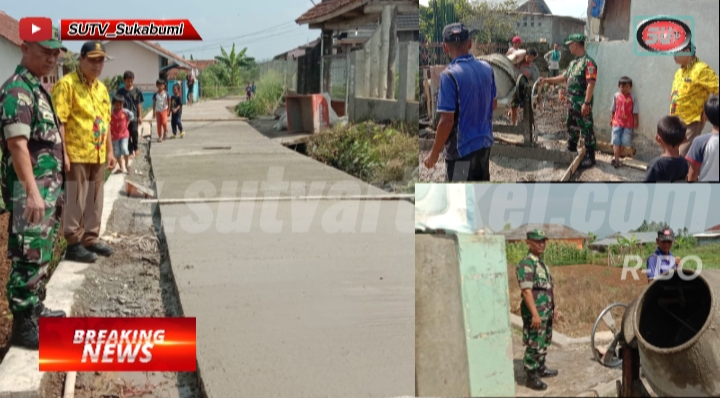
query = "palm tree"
xmin=214 ymin=44 xmax=255 ymax=88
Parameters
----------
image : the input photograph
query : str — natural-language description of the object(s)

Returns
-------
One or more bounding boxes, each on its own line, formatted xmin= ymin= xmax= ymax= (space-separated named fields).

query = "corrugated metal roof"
xmin=497 ymin=223 xmax=589 ymax=240
xmin=589 ymin=232 xmax=658 ymax=247
xmin=398 ymin=13 xmax=419 ymax=31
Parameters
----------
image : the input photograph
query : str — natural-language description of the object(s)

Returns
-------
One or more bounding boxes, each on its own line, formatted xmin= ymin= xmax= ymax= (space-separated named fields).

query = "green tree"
xmin=631 ymin=220 xmax=670 ymax=233
xmin=504 ymin=222 xmax=512 ymax=231
xmin=214 ymin=44 xmax=255 ymax=87
xmin=588 ymin=232 xmax=597 ymax=243
xmin=462 ymin=0 xmax=520 ymax=44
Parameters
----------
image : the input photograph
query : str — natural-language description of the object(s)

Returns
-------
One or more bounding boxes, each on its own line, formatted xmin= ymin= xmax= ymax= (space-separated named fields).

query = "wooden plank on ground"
xmin=622 ymin=158 xmax=648 ymax=171
xmin=561 ymin=146 xmax=586 ymax=182
xmin=597 ymin=141 xmax=636 ymax=157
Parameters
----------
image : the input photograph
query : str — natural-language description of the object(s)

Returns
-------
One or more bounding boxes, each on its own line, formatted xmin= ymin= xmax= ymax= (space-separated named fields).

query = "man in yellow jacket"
xmin=670 ymin=43 xmax=719 ymax=157
xmin=52 ymin=41 xmax=116 ymax=263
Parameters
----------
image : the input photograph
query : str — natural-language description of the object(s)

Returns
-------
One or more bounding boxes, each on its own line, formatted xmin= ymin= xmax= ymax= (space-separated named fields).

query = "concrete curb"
xmin=0 ymin=165 xmax=126 ymax=397
xmin=509 ymin=314 xmax=614 ymax=349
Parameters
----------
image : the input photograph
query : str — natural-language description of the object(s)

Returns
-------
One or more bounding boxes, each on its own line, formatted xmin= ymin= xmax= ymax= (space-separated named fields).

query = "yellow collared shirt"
xmin=670 ymin=59 xmax=719 ymax=124
xmin=51 ymin=71 xmax=111 ymax=164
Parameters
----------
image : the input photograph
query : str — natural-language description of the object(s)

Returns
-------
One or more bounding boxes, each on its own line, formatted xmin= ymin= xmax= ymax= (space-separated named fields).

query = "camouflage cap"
xmin=527 ymin=229 xmax=548 ymax=241
xmin=35 ymin=26 xmax=66 ymax=52
xmin=565 ymin=33 xmax=586 ymax=45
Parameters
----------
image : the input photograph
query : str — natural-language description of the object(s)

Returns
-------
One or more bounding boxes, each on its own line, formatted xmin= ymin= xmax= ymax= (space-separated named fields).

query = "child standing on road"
xmin=686 ymin=95 xmax=719 ymax=181
xmin=153 ymin=79 xmax=169 ymax=142
xmin=610 ymin=76 xmax=639 ymax=168
xmin=110 ymin=95 xmax=131 ymax=173
xmin=645 ymin=116 xmax=689 ymax=182
xmin=170 ymin=84 xmax=185 ymax=139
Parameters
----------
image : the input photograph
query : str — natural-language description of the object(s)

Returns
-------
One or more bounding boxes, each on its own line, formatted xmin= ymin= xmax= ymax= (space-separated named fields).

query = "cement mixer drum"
xmin=475 ymin=53 xmax=520 ymax=102
xmin=631 ymin=269 xmax=720 ymax=397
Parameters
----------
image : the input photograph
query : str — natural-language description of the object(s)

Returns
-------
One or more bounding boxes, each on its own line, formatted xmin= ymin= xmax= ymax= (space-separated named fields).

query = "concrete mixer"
xmin=610 ymin=269 xmax=720 ymax=397
xmin=430 ymin=53 xmax=535 ymax=146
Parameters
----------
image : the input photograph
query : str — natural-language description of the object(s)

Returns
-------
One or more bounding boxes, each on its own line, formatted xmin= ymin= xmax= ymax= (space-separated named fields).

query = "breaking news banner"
xmin=634 ymin=15 xmax=695 ymax=56
xmin=39 ymin=317 xmax=196 ymax=372
xmin=58 ymin=19 xmax=202 ymax=41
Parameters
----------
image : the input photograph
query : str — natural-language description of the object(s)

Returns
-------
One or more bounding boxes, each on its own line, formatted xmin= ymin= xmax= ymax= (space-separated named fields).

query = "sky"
xmin=2 ymin=0 xmax=320 ymax=61
xmin=419 ymin=0 xmax=589 ymax=19
xmin=472 ymin=184 xmax=720 ymax=239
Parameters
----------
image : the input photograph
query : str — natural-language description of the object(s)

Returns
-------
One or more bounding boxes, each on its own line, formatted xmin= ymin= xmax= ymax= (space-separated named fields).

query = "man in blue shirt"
xmin=423 ymin=23 xmax=498 ymax=181
xmin=646 ymin=228 xmax=682 ymax=283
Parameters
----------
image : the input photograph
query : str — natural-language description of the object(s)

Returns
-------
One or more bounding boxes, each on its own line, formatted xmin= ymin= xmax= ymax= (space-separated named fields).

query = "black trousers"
xmin=128 ymin=121 xmax=139 ymax=154
xmin=171 ymin=112 xmax=183 ymax=135
xmin=446 ymin=147 xmax=492 ymax=182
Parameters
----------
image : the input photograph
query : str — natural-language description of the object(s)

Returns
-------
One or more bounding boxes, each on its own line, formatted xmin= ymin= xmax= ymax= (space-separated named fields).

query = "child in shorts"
xmin=152 ymin=79 xmax=169 ymax=142
xmin=110 ymin=95 xmax=131 ymax=173
xmin=170 ymin=83 xmax=185 ymax=138
xmin=686 ymin=95 xmax=719 ymax=181
xmin=610 ymin=76 xmax=639 ymax=168
xmin=644 ymin=116 xmax=689 ymax=182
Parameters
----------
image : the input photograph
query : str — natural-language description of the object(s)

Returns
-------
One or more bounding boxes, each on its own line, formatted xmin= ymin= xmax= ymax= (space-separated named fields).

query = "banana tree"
xmin=214 ymin=44 xmax=255 ymax=88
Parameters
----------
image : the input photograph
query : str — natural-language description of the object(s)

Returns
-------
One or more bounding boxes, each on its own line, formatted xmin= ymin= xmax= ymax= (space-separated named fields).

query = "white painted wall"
xmin=100 ymin=41 xmax=159 ymax=90
xmin=586 ymin=0 xmax=719 ymax=161
xmin=0 ymin=37 xmax=22 ymax=84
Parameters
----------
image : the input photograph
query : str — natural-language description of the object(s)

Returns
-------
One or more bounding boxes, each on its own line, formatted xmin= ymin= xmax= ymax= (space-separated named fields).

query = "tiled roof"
xmin=297 ymin=0 xmax=364 ymax=24
xmin=166 ymin=60 xmax=215 ymax=79
xmin=517 ymin=0 xmax=553 ymax=15
xmin=498 ymin=223 xmax=589 ymax=240
xmin=142 ymin=41 xmax=196 ymax=68
xmin=398 ymin=13 xmax=419 ymax=31
xmin=0 ymin=11 xmax=22 ymax=47
xmin=707 ymin=224 xmax=720 ymax=232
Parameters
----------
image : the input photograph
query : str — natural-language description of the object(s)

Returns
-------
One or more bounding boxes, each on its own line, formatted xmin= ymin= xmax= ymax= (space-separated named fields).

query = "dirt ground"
xmin=511 ymin=329 xmax=621 ymax=397
xmin=69 ymin=140 xmax=201 ymax=398
xmin=419 ymin=96 xmax=648 ymax=182
xmin=508 ymin=264 xmax=647 ymax=338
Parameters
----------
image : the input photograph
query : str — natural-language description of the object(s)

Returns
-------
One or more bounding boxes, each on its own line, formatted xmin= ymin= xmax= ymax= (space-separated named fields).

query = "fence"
xmin=324 ymin=53 xmax=350 ymax=102
xmin=256 ymin=58 xmax=298 ymax=93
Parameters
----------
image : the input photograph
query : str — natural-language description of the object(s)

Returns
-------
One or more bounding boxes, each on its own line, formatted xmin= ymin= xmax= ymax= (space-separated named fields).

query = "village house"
xmin=99 ymin=40 xmax=199 ymax=107
xmin=498 ymin=223 xmax=590 ymax=249
xmin=584 ymin=0 xmax=719 ymax=161
xmin=0 ymin=11 xmax=65 ymax=91
xmin=588 ymin=232 xmax=658 ymax=252
xmin=694 ymin=225 xmax=720 ymax=247
xmin=510 ymin=0 xmax=586 ymax=46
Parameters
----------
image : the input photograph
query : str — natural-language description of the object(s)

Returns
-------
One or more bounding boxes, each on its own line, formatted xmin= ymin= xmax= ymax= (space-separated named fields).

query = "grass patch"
xmin=506 ymin=241 xmax=594 ymax=266
xmin=235 ymin=70 xmax=284 ymax=119
xmin=306 ymin=122 xmax=419 ymax=193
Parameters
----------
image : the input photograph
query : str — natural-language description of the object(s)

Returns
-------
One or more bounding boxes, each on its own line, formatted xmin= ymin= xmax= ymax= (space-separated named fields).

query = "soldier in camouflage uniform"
xmin=516 ymin=229 xmax=560 ymax=391
xmin=0 ymin=35 xmax=68 ymax=349
xmin=538 ymin=33 xmax=598 ymax=168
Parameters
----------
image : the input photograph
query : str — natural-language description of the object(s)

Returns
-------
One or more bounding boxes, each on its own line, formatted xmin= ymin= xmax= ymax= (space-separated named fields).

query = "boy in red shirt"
xmin=111 ymin=95 xmax=131 ymax=173
xmin=610 ymin=76 xmax=639 ymax=168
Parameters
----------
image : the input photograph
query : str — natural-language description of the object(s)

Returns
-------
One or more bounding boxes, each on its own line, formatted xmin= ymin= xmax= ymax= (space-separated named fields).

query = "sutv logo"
xmin=634 ymin=16 xmax=694 ymax=56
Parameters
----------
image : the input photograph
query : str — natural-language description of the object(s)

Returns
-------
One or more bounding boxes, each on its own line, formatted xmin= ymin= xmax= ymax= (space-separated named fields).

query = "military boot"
xmin=566 ymin=142 xmax=578 ymax=153
xmin=64 ymin=243 xmax=98 ymax=263
xmin=525 ymin=370 xmax=548 ymax=391
xmin=10 ymin=309 xmax=40 ymax=349
xmin=538 ymin=365 xmax=559 ymax=378
xmin=580 ymin=149 xmax=596 ymax=168
xmin=34 ymin=302 xmax=66 ymax=318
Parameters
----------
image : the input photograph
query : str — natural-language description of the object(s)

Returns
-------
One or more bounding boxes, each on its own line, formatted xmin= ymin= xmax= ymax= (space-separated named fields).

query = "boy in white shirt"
xmin=152 ymin=79 xmax=169 ymax=142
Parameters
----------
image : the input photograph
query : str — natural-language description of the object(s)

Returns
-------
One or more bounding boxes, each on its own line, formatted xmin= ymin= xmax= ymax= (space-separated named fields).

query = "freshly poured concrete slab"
xmin=160 ymin=200 xmax=415 ymax=397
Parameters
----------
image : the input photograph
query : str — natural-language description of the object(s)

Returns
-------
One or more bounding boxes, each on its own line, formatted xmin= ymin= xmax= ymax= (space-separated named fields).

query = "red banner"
xmin=59 ymin=19 xmax=202 ymax=41
xmin=39 ymin=317 xmax=196 ymax=372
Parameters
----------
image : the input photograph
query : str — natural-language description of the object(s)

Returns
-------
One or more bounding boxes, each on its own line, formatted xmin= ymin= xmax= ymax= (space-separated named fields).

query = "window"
xmin=524 ymin=22 xmax=527 ymax=27
xmin=531 ymin=22 xmax=535 ymax=27
xmin=538 ymin=23 xmax=542 ymax=27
